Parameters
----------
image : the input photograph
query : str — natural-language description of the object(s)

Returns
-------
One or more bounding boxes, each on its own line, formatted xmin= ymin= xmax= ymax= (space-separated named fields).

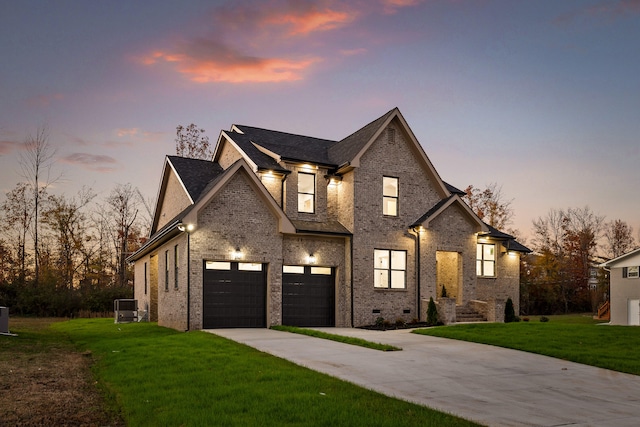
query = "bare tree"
xmin=106 ymin=184 xmax=139 ymax=287
xmin=603 ymin=219 xmax=636 ymax=259
xmin=463 ymin=183 xmax=514 ymax=230
xmin=175 ymin=123 xmax=212 ymax=160
xmin=2 ymin=183 xmax=34 ymax=282
xmin=19 ymin=126 xmax=57 ymax=286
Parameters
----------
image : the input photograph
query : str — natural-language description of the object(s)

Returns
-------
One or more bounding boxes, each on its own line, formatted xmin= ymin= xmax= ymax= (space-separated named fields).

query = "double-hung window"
xmin=298 ymin=172 xmax=315 ymax=213
xmin=476 ymin=243 xmax=496 ymax=277
xmin=383 ymin=176 xmax=398 ymax=216
xmin=374 ymin=249 xmax=406 ymax=289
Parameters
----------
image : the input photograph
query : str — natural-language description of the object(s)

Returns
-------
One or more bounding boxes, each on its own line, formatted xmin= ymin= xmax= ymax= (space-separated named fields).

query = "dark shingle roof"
xmin=291 ymin=219 xmax=352 ymax=235
xmin=232 ymin=125 xmax=337 ymax=166
xmin=328 ymin=108 xmax=396 ymax=166
xmin=444 ymin=182 xmax=466 ymax=196
xmin=410 ymin=196 xmax=455 ymax=228
xmin=224 ymin=131 xmax=290 ymax=173
xmin=167 ymin=156 xmax=224 ymax=202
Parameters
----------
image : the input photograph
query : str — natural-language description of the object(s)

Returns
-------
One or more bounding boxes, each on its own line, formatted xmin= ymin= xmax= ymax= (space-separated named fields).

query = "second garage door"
xmin=282 ymin=266 xmax=335 ymax=327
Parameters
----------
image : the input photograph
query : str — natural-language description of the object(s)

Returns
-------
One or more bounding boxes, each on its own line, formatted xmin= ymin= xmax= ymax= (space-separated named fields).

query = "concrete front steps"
xmin=456 ymin=305 xmax=487 ymax=322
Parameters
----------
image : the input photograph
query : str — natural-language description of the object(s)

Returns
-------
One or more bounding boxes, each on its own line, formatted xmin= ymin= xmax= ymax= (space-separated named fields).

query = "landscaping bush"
xmin=426 ymin=297 xmax=438 ymax=326
xmin=540 ymin=316 xmax=549 ymax=322
xmin=504 ymin=297 xmax=516 ymax=323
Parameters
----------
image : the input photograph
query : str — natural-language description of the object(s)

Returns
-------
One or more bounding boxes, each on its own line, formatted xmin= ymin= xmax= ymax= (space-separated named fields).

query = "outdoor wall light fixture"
xmin=177 ymin=223 xmax=194 ymax=232
xmin=231 ymin=248 xmax=243 ymax=260
xmin=306 ymin=253 xmax=317 ymax=264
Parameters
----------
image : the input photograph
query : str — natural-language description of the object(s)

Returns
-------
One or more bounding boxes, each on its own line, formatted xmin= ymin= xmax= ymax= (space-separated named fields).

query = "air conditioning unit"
xmin=0 ymin=306 xmax=9 ymax=333
xmin=114 ymin=299 xmax=138 ymax=323
xmin=0 ymin=306 xmax=16 ymax=336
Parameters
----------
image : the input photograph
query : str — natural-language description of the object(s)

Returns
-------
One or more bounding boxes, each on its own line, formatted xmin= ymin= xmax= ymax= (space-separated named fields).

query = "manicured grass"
xmin=271 ymin=325 xmax=402 ymax=351
xmin=414 ymin=314 xmax=640 ymax=375
xmin=54 ymin=319 xmax=479 ymax=426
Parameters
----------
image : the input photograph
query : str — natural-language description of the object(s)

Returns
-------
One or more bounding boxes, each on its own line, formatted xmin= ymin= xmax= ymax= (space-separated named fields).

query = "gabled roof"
xmin=181 ymin=159 xmax=296 ymax=234
xmin=167 ymin=156 xmax=224 ymax=202
xmin=328 ymin=108 xmax=396 ymax=166
xmin=213 ymin=108 xmax=452 ymax=200
xmin=600 ymin=247 xmax=640 ymax=269
xmin=444 ymin=182 xmax=466 ymax=196
xmin=231 ymin=125 xmax=336 ymax=166
xmin=411 ymin=195 xmax=488 ymax=232
xmin=151 ymin=156 xmax=224 ymax=234
xmin=481 ymin=224 xmax=532 ymax=253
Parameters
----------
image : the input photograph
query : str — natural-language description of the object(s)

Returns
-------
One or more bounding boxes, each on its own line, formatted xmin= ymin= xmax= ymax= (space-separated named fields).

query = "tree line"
xmin=0 ymin=128 xmax=149 ymax=316
xmin=464 ymin=184 xmax=637 ymax=315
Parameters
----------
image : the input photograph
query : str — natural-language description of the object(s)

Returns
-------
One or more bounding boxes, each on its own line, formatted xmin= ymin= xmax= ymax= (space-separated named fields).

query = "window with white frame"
xmin=298 ymin=172 xmax=315 ymax=213
xmin=383 ymin=176 xmax=398 ymax=216
xmin=374 ymin=249 xmax=406 ymax=289
xmin=623 ymin=266 xmax=639 ymax=278
xmin=476 ymin=243 xmax=496 ymax=277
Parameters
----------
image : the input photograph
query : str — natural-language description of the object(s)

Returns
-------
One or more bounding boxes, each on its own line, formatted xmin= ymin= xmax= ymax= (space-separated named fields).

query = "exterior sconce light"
xmin=177 ymin=223 xmax=194 ymax=232
xmin=327 ymin=176 xmax=342 ymax=186
xmin=231 ymin=248 xmax=243 ymax=260
xmin=306 ymin=253 xmax=317 ymax=264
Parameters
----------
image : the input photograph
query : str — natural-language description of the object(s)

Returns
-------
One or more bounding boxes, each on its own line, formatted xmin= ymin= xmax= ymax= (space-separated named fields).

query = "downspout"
xmin=349 ymin=236 xmax=354 ymax=327
xmin=280 ymin=174 xmax=287 ymax=208
xmin=410 ymin=227 xmax=421 ymax=321
xmin=186 ymin=231 xmax=191 ymax=331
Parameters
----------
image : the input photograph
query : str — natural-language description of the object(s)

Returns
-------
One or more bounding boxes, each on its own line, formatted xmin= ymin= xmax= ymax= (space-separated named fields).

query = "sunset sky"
xmin=1 ymin=0 xmax=639 ymax=242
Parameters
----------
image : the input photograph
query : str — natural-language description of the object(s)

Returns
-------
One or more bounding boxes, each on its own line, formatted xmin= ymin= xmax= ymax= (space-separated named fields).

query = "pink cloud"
xmin=139 ymin=39 xmax=319 ymax=83
xmin=381 ymin=0 xmax=424 ymax=14
xmin=264 ymin=7 xmax=354 ymax=36
xmin=61 ymin=153 xmax=118 ymax=172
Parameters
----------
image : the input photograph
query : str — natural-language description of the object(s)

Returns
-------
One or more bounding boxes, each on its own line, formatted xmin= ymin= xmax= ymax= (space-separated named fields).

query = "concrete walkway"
xmin=208 ymin=327 xmax=640 ymax=427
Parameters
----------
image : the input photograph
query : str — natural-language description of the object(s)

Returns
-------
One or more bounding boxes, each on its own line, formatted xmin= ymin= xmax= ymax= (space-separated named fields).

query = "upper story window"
xmin=383 ymin=176 xmax=398 ymax=216
xmin=623 ymin=266 xmax=639 ymax=278
xmin=476 ymin=243 xmax=496 ymax=277
xmin=298 ymin=172 xmax=315 ymax=213
xmin=374 ymin=249 xmax=406 ymax=289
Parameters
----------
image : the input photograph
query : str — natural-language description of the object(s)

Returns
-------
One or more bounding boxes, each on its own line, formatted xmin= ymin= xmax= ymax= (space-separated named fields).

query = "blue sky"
xmin=1 ymin=0 xmax=639 ymax=241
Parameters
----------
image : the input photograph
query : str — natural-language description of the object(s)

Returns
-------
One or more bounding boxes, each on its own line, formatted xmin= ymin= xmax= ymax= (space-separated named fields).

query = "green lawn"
xmin=414 ymin=314 xmax=640 ymax=375
xmin=271 ymin=325 xmax=402 ymax=351
xmin=54 ymin=319 xmax=478 ymax=426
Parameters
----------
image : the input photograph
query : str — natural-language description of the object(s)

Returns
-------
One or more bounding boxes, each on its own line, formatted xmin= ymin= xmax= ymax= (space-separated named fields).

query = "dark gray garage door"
xmin=282 ymin=266 xmax=335 ymax=327
xmin=203 ymin=261 xmax=266 ymax=328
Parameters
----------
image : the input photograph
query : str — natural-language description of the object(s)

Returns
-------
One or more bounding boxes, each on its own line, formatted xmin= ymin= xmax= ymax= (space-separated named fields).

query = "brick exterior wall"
xmin=154 ymin=233 xmax=189 ymax=330
xmin=157 ymin=170 xmax=192 ymax=230
xmin=189 ymin=171 xmax=284 ymax=328
xmin=350 ymin=121 xmax=444 ymax=326
xmin=476 ymin=249 xmax=521 ymax=314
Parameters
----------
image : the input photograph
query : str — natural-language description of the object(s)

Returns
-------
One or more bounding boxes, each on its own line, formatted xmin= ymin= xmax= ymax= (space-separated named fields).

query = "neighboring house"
xmin=600 ymin=248 xmax=640 ymax=325
xmin=127 ymin=108 xmax=530 ymax=330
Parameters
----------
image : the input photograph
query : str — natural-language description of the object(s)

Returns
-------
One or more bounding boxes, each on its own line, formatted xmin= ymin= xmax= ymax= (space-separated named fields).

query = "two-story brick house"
xmin=127 ymin=108 xmax=529 ymax=330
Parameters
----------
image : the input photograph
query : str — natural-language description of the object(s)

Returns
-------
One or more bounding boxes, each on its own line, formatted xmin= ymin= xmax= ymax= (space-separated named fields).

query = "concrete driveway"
xmin=208 ymin=327 xmax=640 ymax=427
